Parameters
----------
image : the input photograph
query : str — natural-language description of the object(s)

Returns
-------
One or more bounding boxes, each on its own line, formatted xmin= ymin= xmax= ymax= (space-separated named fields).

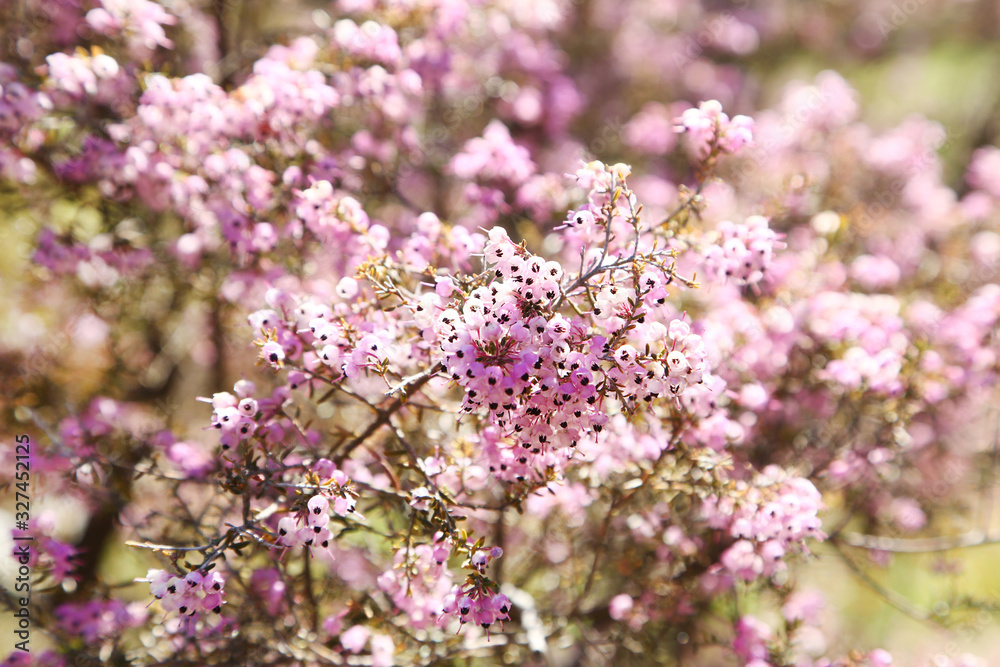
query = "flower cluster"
xmin=805 ymin=292 xmax=908 ymax=396
xmin=44 ymin=49 xmax=129 ymax=102
xmin=676 ymin=99 xmax=755 ymax=158
xmin=33 ymin=226 xmax=154 ymax=287
xmin=11 ymin=525 xmax=79 ymax=585
xmin=143 ymin=569 xmax=226 ymax=619
xmin=705 ymin=468 xmax=825 ymax=582
xmin=427 ymin=229 xmax=596 ymax=477
xmin=701 ymin=215 xmax=785 ymax=287
xmin=377 ymin=534 xmax=455 ymax=629
xmin=441 ymin=546 xmax=511 ymax=635
xmin=330 ymin=18 xmax=403 ymax=66
xmin=421 ymin=224 xmax=722 ymax=481
xmin=86 ymin=0 xmax=177 ymax=52
xmin=276 ymin=495 xmax=334 ymax=551
xmin=200 ymin=379 xmax=260 ymax=448
xmin=274 ymin=459 xmax=358 ymax=553
xmin=54 ymin=600 xmax=147 ymax=643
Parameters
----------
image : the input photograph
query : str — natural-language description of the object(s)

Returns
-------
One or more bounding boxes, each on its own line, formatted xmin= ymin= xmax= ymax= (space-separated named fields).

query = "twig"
xmin=656 ymin=179 xmax=708 ymax=230
xmin=573 ymin=494 xmax=619 ymax=614
xmin=303 ymin=548 xmax=319 ymax=632
xmin=124 ymin=541 xmax=212 ymax=552
xmin=333 ymin=367 xmax=439 ymax=464
xmin=828 ymin=538 xmax=935 ymax=624
xmin=982 ymin=407 xmax=1000 ymax=540
xmin=836 ymin=529 xmax=1000 ymax=553
xmin=384 ymin=363 xmax=444 ymax=397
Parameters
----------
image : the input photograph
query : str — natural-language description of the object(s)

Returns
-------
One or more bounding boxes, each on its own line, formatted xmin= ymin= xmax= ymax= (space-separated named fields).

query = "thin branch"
xmin=303 ymin=548 xmax=319 ymax=633
xmin=828 ymin=538 xmax=936 ymax=625
xmin=384 ymin=363 xmax=444 ymax=398
xmin=333 ymin=366 xmax=439 ymax=464
xmin=572 ymin=494 xmax=619 ymax=615
xmin=656 ymin=179 xmax=708 ymax=230
xmin=124 ymin=540 xmax=212 ymax=553
xmin=836 ymin=529 xmax=1000 ymax=554
xmin=981 ymin=407 xmax=1000 ymax=540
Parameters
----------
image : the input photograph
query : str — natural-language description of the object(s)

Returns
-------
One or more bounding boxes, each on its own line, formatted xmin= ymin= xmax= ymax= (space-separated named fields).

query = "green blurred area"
xmin=807 ymin=541 xmax=1000 ymax=661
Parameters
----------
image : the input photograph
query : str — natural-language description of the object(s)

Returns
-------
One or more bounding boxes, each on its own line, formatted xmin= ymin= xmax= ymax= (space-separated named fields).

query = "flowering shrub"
xmin=2 ymin=1 xmax=1000 ymax=666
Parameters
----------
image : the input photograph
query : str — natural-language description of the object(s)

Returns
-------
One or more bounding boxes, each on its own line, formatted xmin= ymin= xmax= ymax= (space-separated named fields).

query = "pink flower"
xmin=868 ymin=649 xmax=893 ymax=666
xmin=340 ymin=625 xmax=371 ymax=653
xmin=781 ymin=589 xmax=826 ymax=625
xmin=260 ymin=341 xmax=285 ymax=368
xmin=676 ymin=100 xmax=755 ymax=158
xmin=609 ymin=594 xmax=633 ymax=620
xmin=371 ymin=633 xmax=395 ymax=667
